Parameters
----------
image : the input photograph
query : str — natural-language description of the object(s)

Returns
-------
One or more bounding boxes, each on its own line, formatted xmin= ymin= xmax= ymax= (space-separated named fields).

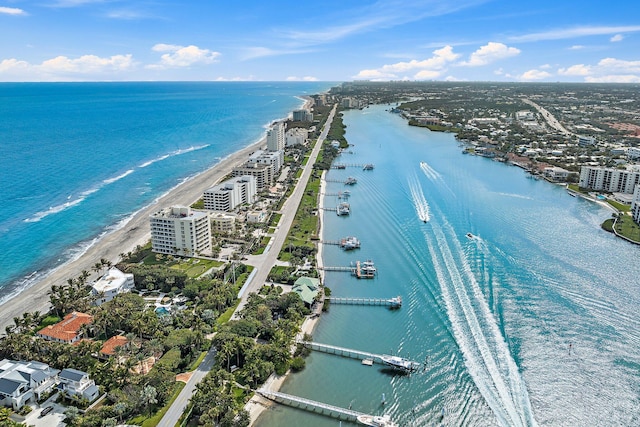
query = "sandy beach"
xmin=0 ymin=138 xmax=266 ymax=334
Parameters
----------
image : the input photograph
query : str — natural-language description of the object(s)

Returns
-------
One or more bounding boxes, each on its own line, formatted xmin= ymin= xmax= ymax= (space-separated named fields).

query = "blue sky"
xmin=1 ymin=0 xmax=639 ymax=82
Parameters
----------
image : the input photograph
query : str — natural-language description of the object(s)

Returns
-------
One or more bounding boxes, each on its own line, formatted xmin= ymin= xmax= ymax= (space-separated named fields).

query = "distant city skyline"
xmin=1 ymin=0 xmax=639 ymax=83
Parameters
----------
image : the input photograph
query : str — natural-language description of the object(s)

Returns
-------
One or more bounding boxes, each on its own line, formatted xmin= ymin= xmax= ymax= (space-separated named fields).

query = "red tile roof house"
xmin=99 ymin=336 xmax=129 ymax=359
xmin=37 ymin=312 xmax=93 ymax=344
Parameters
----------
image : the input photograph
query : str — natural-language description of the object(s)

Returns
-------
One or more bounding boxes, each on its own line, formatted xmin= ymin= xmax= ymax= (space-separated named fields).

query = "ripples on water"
xmin=257 ymin=104 xmax=640 ymax=427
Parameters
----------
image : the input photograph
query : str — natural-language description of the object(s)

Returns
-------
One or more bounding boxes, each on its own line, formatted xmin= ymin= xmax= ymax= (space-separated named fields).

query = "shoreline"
xmin=0 ymin=96 xmax=314 ymax=335
xmin=0 ymin=138 xmax=265 ymax=334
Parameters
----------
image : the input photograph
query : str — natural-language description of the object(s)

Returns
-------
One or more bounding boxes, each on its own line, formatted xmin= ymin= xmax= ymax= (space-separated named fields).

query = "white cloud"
xmin=240 ymin=46 xmax=314 ymax=60
xmin=597 ymin=58 xmax=640 ymax=73
xmin=558 ymin=64 xmax=592 ymax=76
xmin=280 ymin=0 xmax=485 ymax=46
xmin=286 ymin=76 xmax=318 ymax=81
xmin=510 ymin=25 xmax=640 ymax=42
xmin=0 ymin=58 xmax=29 ymax=72
xmin=149 ymin=44 xmax=220 ymax=68
xmin=610 ymin=34 xmax=624 ymax=42
xmin=539 ymin=64 xmax=551 ymax=70
xmin=585 ymin=75 xmax=640 ymax=83
xmin=460 ymin=42 xmax=520 ymax=66
xmin=0 ymin=6 xmax=26 ymax=15
xmin=519 ymin=69 xmax=551 ymax=81
xmin=555 ymin=57 xmax=640 ymax=82
xmin=0 ymin=54 xmax=135 ymax=81
xmin=568 ymin=45 xmax=585 ymax=50
xmin=353 ymin=45 xmax=459 ymax=80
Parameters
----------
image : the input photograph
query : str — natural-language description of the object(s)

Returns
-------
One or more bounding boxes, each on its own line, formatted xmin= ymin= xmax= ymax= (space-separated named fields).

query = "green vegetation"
xmin=190 ymin=199 xmax=205 ymax=209
xmin=601 ymin=218 xmax=614 ymax=232
xmin=613 ymin=214 xmax=640 ymax=243
xmin=606 ymin=199 xmax=631 ymax=213
xmin=251 ymin=236 xmax=271 ymax=255
xmin=278 ymin=172 xmax=321 ymax=266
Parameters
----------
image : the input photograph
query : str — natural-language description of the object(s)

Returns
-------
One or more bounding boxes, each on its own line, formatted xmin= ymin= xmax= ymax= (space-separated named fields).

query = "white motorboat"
xmin=357 ymin=414 xmax=398 ymax=427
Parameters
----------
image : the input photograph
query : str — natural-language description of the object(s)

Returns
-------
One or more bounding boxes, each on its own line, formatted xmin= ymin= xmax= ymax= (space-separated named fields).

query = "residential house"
xmin=292 ymin=277 xmax=320 ymax=307
xmin=91 ymin=267 xmax=134 ymax=305
xmin=0 ymin=359 xmax=59 ymax=410
xmin=37 ymin=312 xmax=93 ymax=344
xmin=58 ymin=368 xmax=100 ymax=403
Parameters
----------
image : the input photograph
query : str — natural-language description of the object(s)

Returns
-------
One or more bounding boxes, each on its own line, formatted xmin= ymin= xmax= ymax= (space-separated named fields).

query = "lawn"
xmin=170 ymin=259 xmax=224 ymax=278
xmin=614 ymin=214 xmax=640 ymax=243
xmin=128 ymin=381 xmax=186 ymax=427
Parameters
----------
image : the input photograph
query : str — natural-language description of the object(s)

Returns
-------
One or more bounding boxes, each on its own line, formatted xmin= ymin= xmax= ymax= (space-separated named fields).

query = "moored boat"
xmin=357 ymin=414 xmax=398 ymax=427
xmin=380 ymin=354 xmax=420 ymax=372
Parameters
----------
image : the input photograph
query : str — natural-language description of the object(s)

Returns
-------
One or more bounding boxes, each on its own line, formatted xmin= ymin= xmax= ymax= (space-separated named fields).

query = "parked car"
xmin=39 ymin=406 xmax=53 ymax=417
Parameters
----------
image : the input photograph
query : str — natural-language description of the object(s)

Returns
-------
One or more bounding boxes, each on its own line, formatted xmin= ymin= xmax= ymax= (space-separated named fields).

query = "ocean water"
xmin=0 ymin=82 xmax=332 ymax=304
xmin=256 ymin=105 xmax=640 ymax=426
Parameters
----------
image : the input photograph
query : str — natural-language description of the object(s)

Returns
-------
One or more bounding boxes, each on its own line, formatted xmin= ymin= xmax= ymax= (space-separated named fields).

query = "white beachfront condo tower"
xmin=203 ymin=175 xmax=257 ymax=211
xmin=266 ymin=122 xmax=285 ymax=152
xmin=150 ymin=206 xmax=212 ymax=257
xmin=91 ymin=267 xmax=134 ymax=305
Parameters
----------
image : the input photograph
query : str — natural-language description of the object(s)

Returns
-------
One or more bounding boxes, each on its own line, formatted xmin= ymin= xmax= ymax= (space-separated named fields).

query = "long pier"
xmin=296 ymin=340 xmax=379 ymax=362
xmin=328 ymin=296 xmax=401 ymax=308
xmin=332 ymin=163 xmax=375 ymax=169
xmin=319 ymin=260 xmax=376 ymax=278
xmin=257 ymin=389 xmax=366 ymax=422
xmin=296 ymin=341 xmax=421 ymax=372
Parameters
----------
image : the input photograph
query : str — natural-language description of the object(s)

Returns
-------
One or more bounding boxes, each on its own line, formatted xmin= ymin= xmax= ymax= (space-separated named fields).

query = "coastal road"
xmin=234 ymin=103 xmax=337 ymax=315
xmin=156 ymin=347 xmax=217 ymax=427
xmin=157 ymin=104 xmax=337 ymax=426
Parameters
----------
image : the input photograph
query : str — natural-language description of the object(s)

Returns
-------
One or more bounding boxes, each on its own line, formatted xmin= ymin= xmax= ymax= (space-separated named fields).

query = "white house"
xmin=91 ymin=267 xmax=134 ymax=305
xmin=58 ymin=368 xmax=100 ymax=403
xmin=0 ymin=359 xmax=59 ymax=410
xmin=543 ymin=166 xmax=570 ymax=182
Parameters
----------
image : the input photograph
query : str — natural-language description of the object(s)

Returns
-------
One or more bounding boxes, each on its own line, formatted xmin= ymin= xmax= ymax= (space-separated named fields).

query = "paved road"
xmin=522 ymin=98 xmax=573 ymax=136
xmin=235 ymin=104 xmax=336 ymax=315
xmin=157 ymin=104 xmax=337 ymax=427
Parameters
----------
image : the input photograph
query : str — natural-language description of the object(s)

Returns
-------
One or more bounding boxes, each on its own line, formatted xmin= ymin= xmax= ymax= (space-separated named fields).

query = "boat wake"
xmin=408 ymin=174 xmax=430 ymax=222
xmin=423 ymin=220 xmax=538 ymax=427
xmin=420 ymin=161 xmax=442 ymax=181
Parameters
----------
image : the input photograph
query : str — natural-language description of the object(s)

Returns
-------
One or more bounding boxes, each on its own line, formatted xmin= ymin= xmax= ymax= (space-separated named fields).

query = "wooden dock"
xmin=319 ymin=260 xmax=376 ymax=278
xmin=296 ymin=341 xmax=420 ymax=371
xmin=257 ymin=389 xmax=369 ymax=423
xmin=332 ymin=163 xmax=375 ymax=169
xmin=328 ymin=296 xmax=401 ymax=308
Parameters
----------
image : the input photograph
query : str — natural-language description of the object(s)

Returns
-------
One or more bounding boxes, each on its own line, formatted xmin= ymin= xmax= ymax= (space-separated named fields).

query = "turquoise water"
xmin=0 ymin=82 xmax=332 ymax=304
xmin=256 ymin=105 xmax=640 ymax=426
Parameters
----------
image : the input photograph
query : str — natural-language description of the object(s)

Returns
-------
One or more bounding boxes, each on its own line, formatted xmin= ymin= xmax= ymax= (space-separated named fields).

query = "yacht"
xmin=340 ymin=236 xmax=360 ymax=250
xmin=363 ymin=163 xmax=374 ymax=170
xmin=361 ymin=260 xmax=376 ymax=274
xmin=345 ymin=177 xmax=358 ymax=185
xmin=466 ymin=232 xmax=474 ymax=239
xmin=380 ymin=355 xmax=420 ymax=372
xmin=336 ymin=202 xmax=351 ymax=216
xmin=357 ymin=414 xmax=398 ymax=427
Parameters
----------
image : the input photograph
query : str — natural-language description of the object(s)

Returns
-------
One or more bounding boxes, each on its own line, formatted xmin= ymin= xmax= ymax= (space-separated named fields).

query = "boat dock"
xmin=319 ymin=260 xmax=377 ymax=278
xmin=296 ymin=341 xmax=420 ymax=370
xmin=326 ymin=177 xmax=357 ymax=185
xmin=327 ymin=296 xmax=401 ymax=308
xmin=321 ymin=236 xmax=361 ymax=250
xmin=332 ymin=163 xmax=375 ymax=170
xmin=256 ymin=389 xmax=366 ymax=423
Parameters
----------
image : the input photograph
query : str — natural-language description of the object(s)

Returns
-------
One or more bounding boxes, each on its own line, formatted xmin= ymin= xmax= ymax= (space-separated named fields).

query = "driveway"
xmin=23 ymin=402 xmax=67 ymax=427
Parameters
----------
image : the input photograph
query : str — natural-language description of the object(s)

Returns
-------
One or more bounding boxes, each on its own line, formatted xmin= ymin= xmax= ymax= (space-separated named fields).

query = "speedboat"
xmin=357 ymin=414 xmax=398 ymax=427
xmin=466 ymin=232 xmax=474 ymax=239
